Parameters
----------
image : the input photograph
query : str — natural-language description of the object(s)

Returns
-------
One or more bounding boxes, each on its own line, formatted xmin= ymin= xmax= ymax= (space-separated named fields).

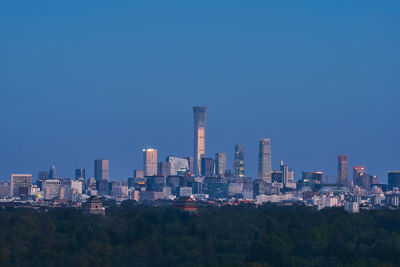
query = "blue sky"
xmin=0 ymin=1 xmax=399 ymax=181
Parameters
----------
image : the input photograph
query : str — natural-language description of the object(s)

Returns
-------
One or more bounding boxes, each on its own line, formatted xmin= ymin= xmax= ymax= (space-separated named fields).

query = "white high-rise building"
xmin=143 ymin=148 xmax=158 ymax=176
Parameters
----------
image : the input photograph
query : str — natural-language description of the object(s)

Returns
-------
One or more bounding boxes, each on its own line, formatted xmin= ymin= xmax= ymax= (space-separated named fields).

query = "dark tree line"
xmin=0 ymin=202 xmax=400 ymax=266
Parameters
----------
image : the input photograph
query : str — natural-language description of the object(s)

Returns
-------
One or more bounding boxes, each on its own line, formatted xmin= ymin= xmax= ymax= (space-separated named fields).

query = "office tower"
xmin=388 ymin=171 xmax=400 ymax=191
xmin=10 ymin=174 xmax=32 ymax=197
xmin=75 ymin=168 xmax=86 ymax=181
xmin=337 ymin=155 xmax=349 ymax=186
xmin=143 ymin=148 xmax=158 ymax=176
xmin=48 ymin=165 xmax=57 ymax=179
xmin=280 ymin=160 xmax=295 ymax=188
xmin=167 ymin=156 xmax=189 ymax=175
xmin=353 ymin=166 xmax=365 ymax=181
xmin=193 ymin=106 xmax=206 ymax=176
xmin=187 ymin=156 xmax=194 ymax=174
xmin=134 ymin=169 xmax=144 ymax=178
xmin=192 ymin=177 xmax=203 ymax=194
xmin=157 ymin=162 xmax=171 ymax=177
xmin=215 ymin=152 xmax=226 ymax=176
xmin=258 ymin=138 xmax=272 ymax=183
xmin=42 ymin=179 xmax=62 ymax=199
xmin=201 ymin=157 xmax=214 ymax=177
xmin=94 ymin=159 xmax=109 ymax=181
xmin=234 ymin=145 xmax=245 ymax=178
xmin=280 ymin=160 xmax=289 ymax=186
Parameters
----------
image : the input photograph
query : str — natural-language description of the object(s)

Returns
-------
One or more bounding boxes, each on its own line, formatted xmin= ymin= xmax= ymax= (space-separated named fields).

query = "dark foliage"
xmin=0 ymin=203 xmax=400 ymax=266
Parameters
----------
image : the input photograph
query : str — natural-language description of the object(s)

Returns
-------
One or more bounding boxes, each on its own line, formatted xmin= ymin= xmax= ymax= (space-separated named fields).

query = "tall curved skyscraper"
xmin=193 ymin=106 xmax=206 ymax=176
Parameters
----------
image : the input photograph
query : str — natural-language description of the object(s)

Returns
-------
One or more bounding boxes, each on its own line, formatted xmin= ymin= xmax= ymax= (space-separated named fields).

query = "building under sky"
xmin=10 ymin=174 xmax=32 ymax=197
xmin=143 ymin=149 xmax=158 ymax=176
xmin=215 ymin=152 xmax=226 ymax=177
xmin=338 ymin=155 xmax=349 ymax=186
xmin=234 ymin=145 xmax=245 ymax=178
xmin=167 ymin=156 xmax=189 ymax=176
xmin=94 ymin=159 xmax=109 ymax=181
xmin=193 ymin=106 xmax=206 ymax=176
xmin=258 ymin=138 xmax=272 ymax=183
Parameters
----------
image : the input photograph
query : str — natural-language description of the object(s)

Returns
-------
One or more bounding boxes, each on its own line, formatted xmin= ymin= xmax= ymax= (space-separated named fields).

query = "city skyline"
xmin=1 ymin=2 xmax=400 ymax=266
xmin=1 ymin=1 xmax=398 ymax=181
xmin=0 ymin=105 xmax=396 ymax=183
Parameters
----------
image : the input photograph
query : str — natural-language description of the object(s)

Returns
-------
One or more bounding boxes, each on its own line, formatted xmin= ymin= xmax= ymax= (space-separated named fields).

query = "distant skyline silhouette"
xmin=0 ymin=1 xmax=399 ymax=181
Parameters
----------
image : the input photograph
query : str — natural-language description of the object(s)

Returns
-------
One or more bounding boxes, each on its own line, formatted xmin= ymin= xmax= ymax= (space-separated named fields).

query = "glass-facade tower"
xmin=193 ymin=106 xmax=206 ymax=176
xmin=94 ymin=159 xmax=109 ymax=181
xmin=258 ymin=138 xmax=272 ymax=183
xmin=338 ymin=155 xmax=349 ymax=186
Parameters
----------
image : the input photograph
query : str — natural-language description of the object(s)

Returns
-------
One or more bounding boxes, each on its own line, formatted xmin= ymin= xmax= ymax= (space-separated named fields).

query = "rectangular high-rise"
xmin=157 ymin=161 xmax=171 ymax=177
xmin=94 ymin=159 xmax=109 ymax=181
xmin=215 ymin=152 xmax=226 ymax=176
xmin=201 ymin=157 xmax=214 ymax=177
xmin=234 ymin=144 xmax=245 ymax=178
xmin=258 ymin=138 xmax=272 ymax=183
xmin=186 ymin=156 xmax=194 ymax=174
xmin=193 ymin=106 xmax=206 ymax=176
xmin=388 ymin=171 xmax=400 ymax=191
xmin=143 ymin=148 xmax=158 ymax=176
xmin=10 ymin=174 xmax=32 ymax=197
xmin=75 ymin=168 xmax=86 ymax=181
xmin=337 ymin=155 xmax=349 ymax=186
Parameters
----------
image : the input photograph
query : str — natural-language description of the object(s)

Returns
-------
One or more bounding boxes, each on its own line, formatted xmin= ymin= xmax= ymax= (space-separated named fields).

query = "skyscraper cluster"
xmin=1 ymin=106 xmax=398 ymax=213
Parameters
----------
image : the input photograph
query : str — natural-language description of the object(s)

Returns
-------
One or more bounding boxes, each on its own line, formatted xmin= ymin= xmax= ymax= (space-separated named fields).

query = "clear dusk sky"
xmin=0 ymin=1 xmax=399 ymax=181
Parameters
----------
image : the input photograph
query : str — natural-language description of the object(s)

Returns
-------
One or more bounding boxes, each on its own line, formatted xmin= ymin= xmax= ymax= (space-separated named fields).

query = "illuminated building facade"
xmin=193 ymin=106 xmax=206 ymax=176
xmin=143 ymin=148 xmax=158 ymax=176
xmin=234 ymin=144 xmax=245 ymax=178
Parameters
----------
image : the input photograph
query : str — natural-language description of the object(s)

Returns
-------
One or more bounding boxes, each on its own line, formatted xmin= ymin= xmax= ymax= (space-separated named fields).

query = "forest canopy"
xmin=0 ymin=203 xmax=400 ymax=266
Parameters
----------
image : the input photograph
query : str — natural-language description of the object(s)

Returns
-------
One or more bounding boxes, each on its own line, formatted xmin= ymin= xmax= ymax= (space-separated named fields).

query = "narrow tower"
xmin=193 ymin=106 xmax=206 ymax=176
xmin=337 ymin=155 xmax=349 ymax=186
xmin=234 ymin=144 xmax=245 ymax=178
xmin=258 ymin=138 xmax=272 ymax=183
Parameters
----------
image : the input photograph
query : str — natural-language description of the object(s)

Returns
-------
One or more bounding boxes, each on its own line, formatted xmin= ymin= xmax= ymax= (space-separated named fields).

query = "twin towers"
xmin=193 ymin=106 xmax=272 ymax=182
